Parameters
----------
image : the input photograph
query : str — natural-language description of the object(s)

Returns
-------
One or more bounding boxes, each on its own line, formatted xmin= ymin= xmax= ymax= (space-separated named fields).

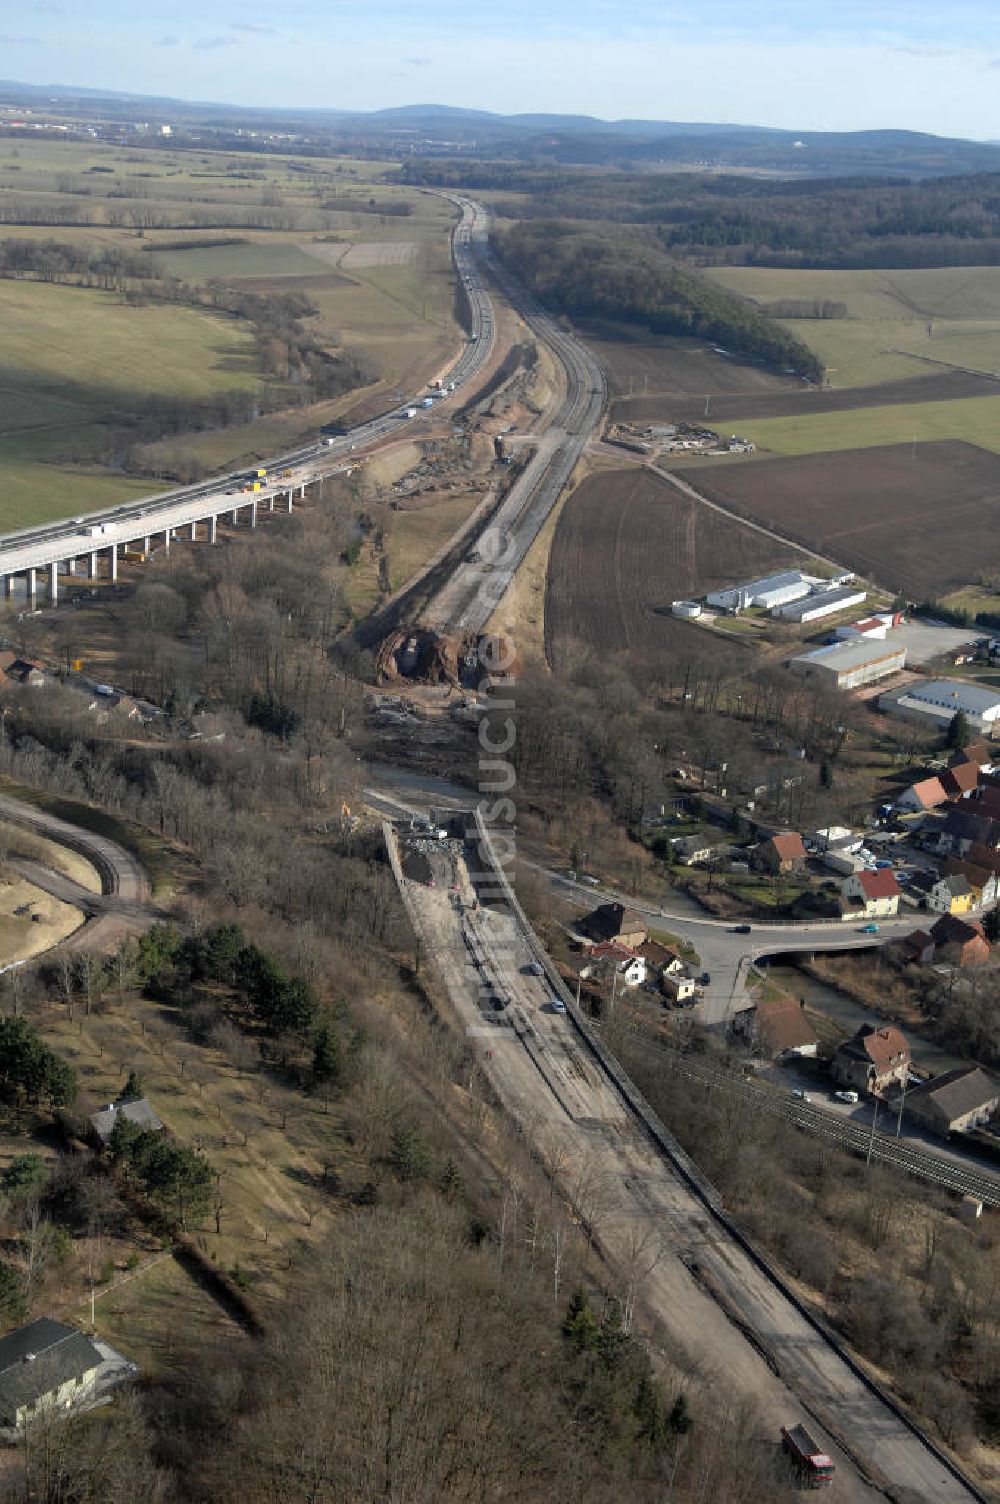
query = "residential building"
xmin=940 ymin=808 xmax=1000 ymax=855
xmin=671 ymin=835 xmax=716 ymax=866
xmin=964 ymin=841 xmax=1000 ymax=875
xmin=580 ymin=903 xmax=648 ymax=949
xmin=0 ymin=1319 xmax=103 ymax=1433
xmin=789 ymin=638 xmax=907 ymax=691
xmin=840 ymin=867 xmax=901 ymax=919
xmin=661 ymin=971 xmax=697 ymax=1004
xmin=737 ymin=997 xmax=819 ymax=1058
xmin=929 ymin=913 xmax=991 ymax=966
xmin=927 ymin=873 xmax=975 ymax=915
xmin=900 ymin=928 xmax=936 ymax=965
xmin=904 ymin=1065 xmax=1000 ymax=1136
xmin=580 ymin=943 xmax=647 ymax=987
xmin=902 ymin=870 xmax=938 ymax=908
xmin=776 ymin=586 xmax=867 ymax=624
xmin=941 ymin=762 xmax=980 ymax=800
xmin=636 ymin=940 xmax=686 ymax=976
xmin=706 ymin=570 xmax=815 ymax=612
xmin=754 ymin=832 xmax=807 ymax=874
xmin=90 ymin=1097 xmax=163 ymax=1147
xmin=895 ymin=777 xmax=948 ymax=814
xmin=950 ymin=742 xmax=994 ymax=773
xmin=0 ymin=652 xmax=46 ymax=688
xmin=879 ymin=679 xmax=1000 ymax=736
xmin=943 ymin=857 xmax=999 ymax=908
xmin=832 ymin=1024 xmax=910 ymax=1096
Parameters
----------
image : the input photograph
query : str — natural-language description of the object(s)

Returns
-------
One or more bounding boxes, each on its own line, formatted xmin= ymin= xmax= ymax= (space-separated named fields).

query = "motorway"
xmin=389 ymin=818 xmax=983 ymax=1503
xmin=422 ymin=238 xmax=608 ymax=634
xmin=0 ymin=196 xmax=495 ymax=578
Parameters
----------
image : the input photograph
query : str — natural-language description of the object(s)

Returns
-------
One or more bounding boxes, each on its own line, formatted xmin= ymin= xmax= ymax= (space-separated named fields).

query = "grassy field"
xmin=708 ymin=265 xmax=1000 ymax=388
xmin=719 ymin=391 xmax=1000 ymax=456
xmin=386 ymin=493 xmax=483 ymax=592
xmin=0 ymin=137 xmax=459 ymax=528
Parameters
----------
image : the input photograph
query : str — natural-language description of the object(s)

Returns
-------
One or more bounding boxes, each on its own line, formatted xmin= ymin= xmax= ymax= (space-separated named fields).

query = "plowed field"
xmin=680 ymin=440 xmax=1000 ymax=599
xmin=544 ymin=468 xmax=807 ymax=670
xmin=611 ymin=368 xmax=1000 ymax=427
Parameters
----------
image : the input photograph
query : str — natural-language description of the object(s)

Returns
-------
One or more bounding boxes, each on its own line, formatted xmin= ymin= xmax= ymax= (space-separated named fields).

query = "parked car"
xmin=699 ymin=971 xmax=711 ymax=985
xmin=834 ymin=1089 xmax=859 ymax=1104
xmin=861 ymin=922 xmax=880 ymax=934
xmin=791 ymin=1089 xmax=810 ymax=1102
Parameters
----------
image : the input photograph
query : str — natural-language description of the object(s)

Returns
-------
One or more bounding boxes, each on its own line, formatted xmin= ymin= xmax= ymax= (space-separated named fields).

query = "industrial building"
xmin=706 ymin=570 xmax=815 ymax=612
xmin=879 ymin=679 xmax=1000 ymax=736
xmin=776 ymin=586 xmax=868 ymax=624
xmin=788 ymin=637 xmax=907 ymax=690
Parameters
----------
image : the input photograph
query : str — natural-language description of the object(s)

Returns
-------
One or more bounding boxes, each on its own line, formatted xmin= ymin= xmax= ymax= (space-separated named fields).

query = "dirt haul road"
xmin=388 ymin=824 xmax=984 ymax=1504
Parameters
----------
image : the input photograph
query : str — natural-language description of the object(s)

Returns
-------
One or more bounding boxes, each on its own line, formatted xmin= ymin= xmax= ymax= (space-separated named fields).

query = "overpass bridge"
xmin=0 ymin=195 xmax=494 ymax=606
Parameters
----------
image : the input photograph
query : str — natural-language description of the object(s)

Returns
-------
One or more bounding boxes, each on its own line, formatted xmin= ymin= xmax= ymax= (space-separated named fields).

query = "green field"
xmin=721 ymin=391 xmax=1000 ymax=456
xmin=708 ymin=265 xmax=1000 ymax=387
xmin=0 ymin=137 xmax=460 ymax=527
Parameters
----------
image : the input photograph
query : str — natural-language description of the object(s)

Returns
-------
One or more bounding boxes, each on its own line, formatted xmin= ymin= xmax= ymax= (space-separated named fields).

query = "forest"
xmin=492 ymin=219 xmax=822 ymax=376
xmin=406 ymin=160 xmax=1000 ymax=269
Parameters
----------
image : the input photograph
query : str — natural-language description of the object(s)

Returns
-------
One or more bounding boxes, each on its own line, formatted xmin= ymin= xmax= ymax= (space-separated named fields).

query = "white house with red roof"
xmin=840 ymin=867 xmax=901 ymax=920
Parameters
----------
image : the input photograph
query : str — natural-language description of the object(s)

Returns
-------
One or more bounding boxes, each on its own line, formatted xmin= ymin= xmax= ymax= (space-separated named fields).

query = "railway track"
xmin=655 ymin=1044 xmax=1000 ymax=1207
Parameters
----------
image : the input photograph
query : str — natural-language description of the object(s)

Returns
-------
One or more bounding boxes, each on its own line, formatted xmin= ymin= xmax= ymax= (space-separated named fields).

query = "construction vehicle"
xmin=781 ymin=1425 xmax=835 ymax=1487
xmin=123 ymin=549 xmax=147 ymax=565
xmin=248 ymin=466 xmax=267 ymax=480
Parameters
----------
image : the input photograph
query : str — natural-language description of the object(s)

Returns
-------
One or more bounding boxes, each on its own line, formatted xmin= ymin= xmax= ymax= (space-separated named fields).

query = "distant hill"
xmin=2 ymin=80 xmax=1000 ymax=179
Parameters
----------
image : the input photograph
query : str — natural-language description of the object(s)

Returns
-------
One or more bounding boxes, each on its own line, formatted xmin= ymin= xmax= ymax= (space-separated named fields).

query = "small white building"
xmin=662 ymin=971 xmax=697 ymax=1003
xmin=671 ymin=600 xmax=702 ymax=620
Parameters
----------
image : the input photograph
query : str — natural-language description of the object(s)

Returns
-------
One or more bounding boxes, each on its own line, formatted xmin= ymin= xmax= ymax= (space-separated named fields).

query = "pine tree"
xmin=947 ymin=709 xmax=971 ymax=749
xmin=562 ymin=1289 xmax=600 ymax=1352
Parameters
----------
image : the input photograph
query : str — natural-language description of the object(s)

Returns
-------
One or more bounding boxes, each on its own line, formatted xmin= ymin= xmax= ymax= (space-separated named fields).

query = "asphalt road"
xmin=390 ymin=823 xmax=981 ymax=1504
xmin=0 ymin=196 xmax=495 ymax=568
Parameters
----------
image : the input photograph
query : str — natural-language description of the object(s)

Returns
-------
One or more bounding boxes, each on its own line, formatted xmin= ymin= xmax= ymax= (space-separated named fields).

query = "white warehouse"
xmin=879 ymin=679 xmax=1000 ymax=735
xmin=706 ymin=570 xmax=815 ymax=612
xmin=789 ymin=638 xmax=907 ymax=690
xmin=776 ymin=586 xmax=867 ymax=624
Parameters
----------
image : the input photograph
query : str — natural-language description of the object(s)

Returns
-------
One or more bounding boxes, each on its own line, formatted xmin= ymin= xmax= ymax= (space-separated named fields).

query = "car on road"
xmin=522 ymin=961 xmax=545 ymax=976
xmin=861 ymin=922 xmax=880 ymax=934
xmin=699 ymin=972 xmax=711 ymax=985
xmin=548 ymin=998 xmax=567 ymax=1013
xmin=579 ymin=874 xmax=601 ymax=887
xmin=791 ymin=1089 xmax=810 ymax=1102
xmin=733 ymin=923 xmax=752 ymax=934
xmin=834 ymin=1090 xmax=859 ymax=1104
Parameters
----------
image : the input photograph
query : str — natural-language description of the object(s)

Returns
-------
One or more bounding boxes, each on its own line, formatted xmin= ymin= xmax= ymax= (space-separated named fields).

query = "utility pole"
xmin=866 ymin=1094 xmax=880 ymax=1166
xmin=896 ymin=1071 xmax=908 ymax=1138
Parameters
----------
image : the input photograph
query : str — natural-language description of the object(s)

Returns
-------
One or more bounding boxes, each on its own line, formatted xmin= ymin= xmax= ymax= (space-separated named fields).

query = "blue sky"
xmin=4 ymin=1 xmax=1000 ymax=136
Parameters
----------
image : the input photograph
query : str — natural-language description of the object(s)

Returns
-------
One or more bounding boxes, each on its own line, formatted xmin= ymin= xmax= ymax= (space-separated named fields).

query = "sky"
xmin=4 ymin=1 xmax=1000 ymax=138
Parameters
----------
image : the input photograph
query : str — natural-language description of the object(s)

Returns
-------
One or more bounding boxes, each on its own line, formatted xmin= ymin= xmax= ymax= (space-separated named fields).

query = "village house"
xmin=940 ymin=808 xmax=1000 ymax=856
xmin=930 ymin=913 xmax=991 ymax=966
xmin=840 ymin=867 xmax=901 ymax=920
xmin=579 ymin=942 xmax=647 ymax=987
xmin=0 ymin=652 xmax=46 ymax=689
xmin=671 ymin=835 xmax=716 ymax=867
xmin=942 ymin=857 xmax=1000 ymax=908
xmin=0 ymin=1319 xmax=104 ymax=1435
xmin=753 ymin=832 xmax=807 ymax=875
xmin=636 ymin=939 xmax=687 ymax=977
xmin=735 ymin=996 xmax=819 ymax=1058
xmin=90 ymin=1097 xmax=163 ymax=1148
xmin=901 ymin=928 xmax=937 ymax=966
xmin=927 ymin=873 xmax=976 ymax=916
xmin=895 ymin=776 xmax=948 ymax=814
xmin=579 ymin=903 xmax=648 ymax=950
xmin=661 ymin=970 xmax=697 ymax=1004
xmin=904 ymin=1065 xmax=1000 ymax=1137
xmin=950 ymin=742 xmax=994 ymax=774
xmin=941 ymin=762 xmax=980 ymax=801
xmin=832 ymin=1024 xmax=910 ymax=1096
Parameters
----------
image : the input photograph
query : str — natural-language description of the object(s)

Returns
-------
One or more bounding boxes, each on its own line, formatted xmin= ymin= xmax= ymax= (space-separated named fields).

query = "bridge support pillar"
xmin=286 ymin=491 xmax=293 ymax=513
xmin=87 ymin=552 xmax=97 ymax=580
xmin=3 ymin=576 xmax=12 ymax=600
xmin=267 ymin=494 xmax=275 ymax=511
xmin=26 ymin=570 xmax=36 ymax=607
xmin=49 ymin=562 xmax=59 ymax=605
xmin=249 ymin=501 xmax=257 ymax=529
xmin=163 ymin=529 xmax=170 ymax=555
xmin=229 ymin=509 xmax=239 ymax=526
xmin=209 ymin=515 xmax=217 ymax=544
xmin=299 ymin=483 xmax=306 ymax=498
xmin=189 ymin=521 xmax=198 ymax=542
xmin=108 ymin=545 xmax=117 ymax=583
xmin=143 ymin=536 xmax=151 ymax=555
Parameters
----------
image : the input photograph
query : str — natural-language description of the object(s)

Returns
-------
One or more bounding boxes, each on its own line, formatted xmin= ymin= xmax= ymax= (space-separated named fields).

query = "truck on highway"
xmin=781 ymin=1424 xmax=834 ymax=1487
xmin=404 ymin=408 xmax=418 ymax=420
xmin=421 ymin=397 xmax=434 ymax=409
